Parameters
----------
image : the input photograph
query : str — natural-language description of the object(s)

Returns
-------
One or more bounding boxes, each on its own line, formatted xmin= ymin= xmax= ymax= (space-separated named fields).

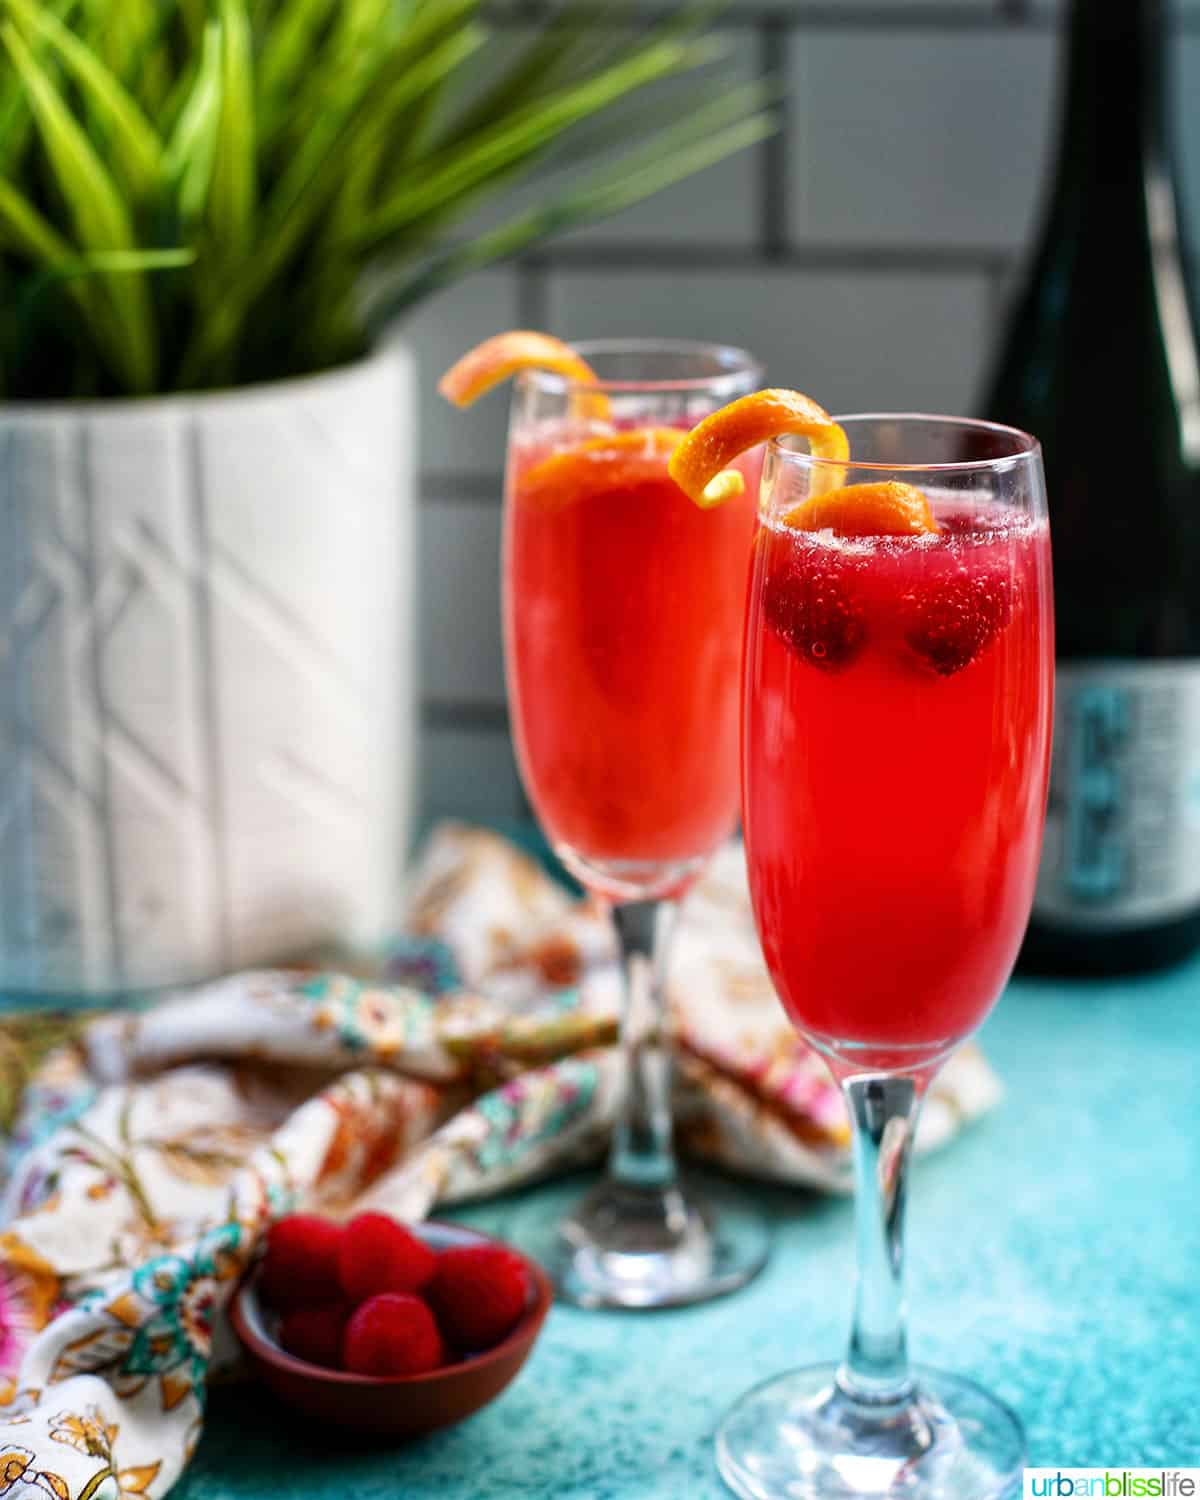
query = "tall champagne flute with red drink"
xmin=671 ymin=400 xmax=1054 ymax=1498
xmin=440 ymin=334 xmax=770 ymax=1308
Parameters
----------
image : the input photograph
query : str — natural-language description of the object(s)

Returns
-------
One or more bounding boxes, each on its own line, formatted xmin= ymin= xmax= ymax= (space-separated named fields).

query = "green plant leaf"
xmin=0 ymin=26 xmax=137 ymax=255
xmin=264 ymin=0 xmax=476 ymax=165
xmin=209 ymin=0 xmax=256 ymax=259
xmin=110 ymin=0 xmax=179 ymax=115
xmin=176 ymin=0 xmax=209 ymax=49
xmin=0 ymin=0 xmax=78 ymax=170
xmin=1 ymin=20 xmax=156 ymax=389
xmin=475 ymin=0 xmax=733 ymax=127
xmin=14 ymin=247 xmax=195 ymax=308
xmin=372 ymin=107 xmax=776 ymax=321
xmin=8 ymin=246 xmax=194 ymax=394
xmin=270 ymin=22 xmax=485 ymax=269
xmin=435 ymin=3 xmax=649 ymax=150
xmin=0 ymin=61 xmax=33 ymax=168
xmin=76 ymin=247 xmax=195 ymax=272
xmin=358 ymin=0 xmax=479 ymax=164
xmin=327 ymin=0 xmax=391 ymax=61
xmin=0 ymin=174 xmax=75 ymax=265
xmin=350 ymin=34 xmax=721 ymax=253
xmin=527 ymin=75 xmax=779 ymax=184
xmin=164 ymin=19 xmax=223 ymax=227
xmin=180 ymin=18 xmax=485 ymax=384
xmin=80 ymin=0 xmax=155 ymax=79
xmin=0 ymin=183 xmax=192 ymax=392
xmin=0 ymin=0 xmax=774 ymax=395
xmin=257 ymin=0 xmax=339 ymax=132
xmin=4 ymin=0 xmax=163 ymax=201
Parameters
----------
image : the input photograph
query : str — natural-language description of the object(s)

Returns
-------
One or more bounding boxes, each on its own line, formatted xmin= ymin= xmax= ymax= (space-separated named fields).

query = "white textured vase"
xmin=0 ymin=343 xmax=414 ymax=995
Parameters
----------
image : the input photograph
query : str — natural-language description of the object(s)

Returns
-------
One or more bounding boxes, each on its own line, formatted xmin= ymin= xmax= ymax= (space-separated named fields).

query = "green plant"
xmin=0 ymin=0 xmax=773 ymax=398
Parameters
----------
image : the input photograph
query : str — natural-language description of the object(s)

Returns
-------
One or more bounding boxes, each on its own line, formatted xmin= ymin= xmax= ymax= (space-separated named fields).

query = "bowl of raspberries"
xmin=230 ymin=1212 xmax=552 ymax=1438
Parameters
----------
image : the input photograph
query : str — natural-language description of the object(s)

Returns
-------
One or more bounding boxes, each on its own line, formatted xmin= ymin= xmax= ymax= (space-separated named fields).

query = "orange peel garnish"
xmin=438 ymin=330 xmax=609 ymax=418
xmin=668 ymin=388 xmax=850 ymax=508
xmin=783 ymin=481 xmax=938 ymax=537
xmin=519 ymin=427 xmax=684 ymax=510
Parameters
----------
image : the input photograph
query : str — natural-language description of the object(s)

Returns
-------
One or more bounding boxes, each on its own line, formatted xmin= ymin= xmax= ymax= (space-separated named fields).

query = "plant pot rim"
xmin=0 ymin=336 xmax=408 ymax=420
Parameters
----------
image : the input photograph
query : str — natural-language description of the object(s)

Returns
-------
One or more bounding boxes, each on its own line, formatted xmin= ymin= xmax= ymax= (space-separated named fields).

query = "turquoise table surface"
xmin=172 ymin=957 xmax=1200 ymax=1497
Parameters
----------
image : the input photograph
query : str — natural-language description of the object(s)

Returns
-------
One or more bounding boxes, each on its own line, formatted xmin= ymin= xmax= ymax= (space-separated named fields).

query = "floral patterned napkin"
xmin=0 ymin=824 xmax=1000 ymax=1500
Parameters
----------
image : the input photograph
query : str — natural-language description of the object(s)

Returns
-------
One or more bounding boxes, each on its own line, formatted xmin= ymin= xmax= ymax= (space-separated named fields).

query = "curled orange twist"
xmin=669 ymin=388 xmax=850 ymax=509
xmin=784 ymin=481 xmax=938 ymax=537
xmin=438 ymin=331 xmax=610 ymax=420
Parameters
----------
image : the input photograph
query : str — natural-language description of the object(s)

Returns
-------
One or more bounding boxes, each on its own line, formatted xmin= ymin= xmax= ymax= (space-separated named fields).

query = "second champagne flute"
xmin=503 ymin=338 xmax=769 ymax=1308
xmin=667 ymin=401 xmax=1054 ymax=1498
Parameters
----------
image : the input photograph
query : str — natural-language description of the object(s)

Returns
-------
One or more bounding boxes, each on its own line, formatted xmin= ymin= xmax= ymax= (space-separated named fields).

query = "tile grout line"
xmin=514 ymin=245 xmax=1012 ymax=275
xmin=484 ymin=3 xmax=1052 ymax=30
xmin=421 ymin=474 xmax=504 ymax=504
xmin=480 ymin=2 xmax=1198 ymax=35
xmin=423 ymin=701 xmax=510 ymax=732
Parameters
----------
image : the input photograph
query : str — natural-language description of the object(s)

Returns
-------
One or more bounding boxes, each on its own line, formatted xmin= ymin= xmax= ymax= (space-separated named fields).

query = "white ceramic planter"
xmin=0 ymin=343 xmax=414 ymax=995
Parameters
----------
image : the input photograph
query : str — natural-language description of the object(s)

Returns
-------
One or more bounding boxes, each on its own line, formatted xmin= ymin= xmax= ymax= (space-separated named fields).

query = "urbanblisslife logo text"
xmin=1025 ymin=1472 xmax=1200 ymax=1497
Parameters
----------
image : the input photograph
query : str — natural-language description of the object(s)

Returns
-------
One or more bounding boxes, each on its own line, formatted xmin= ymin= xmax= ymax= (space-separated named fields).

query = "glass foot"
xmin=533 ymin=1174 xmax=770 ymax=1309
xmin=716 ymin=1363 xmax=1025 ymax=1500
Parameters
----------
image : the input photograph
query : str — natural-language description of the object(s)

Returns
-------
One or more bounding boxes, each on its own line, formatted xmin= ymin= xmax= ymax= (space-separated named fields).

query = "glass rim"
xmin=517 ymin=338 xmax=763 ymax=396
xmin=770 ymin=412 xmax=1043 ymax=475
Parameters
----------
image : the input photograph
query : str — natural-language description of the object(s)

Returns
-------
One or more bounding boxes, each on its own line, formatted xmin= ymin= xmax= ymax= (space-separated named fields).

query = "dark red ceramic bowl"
xmin=230 ymin=1220 xmax=552 ymax=1440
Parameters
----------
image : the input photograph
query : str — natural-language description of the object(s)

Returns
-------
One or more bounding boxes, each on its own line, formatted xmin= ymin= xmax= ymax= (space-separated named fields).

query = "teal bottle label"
xmin=1036 ymin=661 xmax=1200 ymax=929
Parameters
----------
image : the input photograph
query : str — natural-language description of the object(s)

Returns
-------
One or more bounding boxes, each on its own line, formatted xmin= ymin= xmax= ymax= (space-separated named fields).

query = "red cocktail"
xmin=669 ymin=402 xmax=1053 ymax=1500
xmin=506 ymin=425 xmax=756 ymax=885
xmin=440 ymin=334 xmax=769 ymax=1311
xmin=744 ymin=499 xmax=1052 ymax=1069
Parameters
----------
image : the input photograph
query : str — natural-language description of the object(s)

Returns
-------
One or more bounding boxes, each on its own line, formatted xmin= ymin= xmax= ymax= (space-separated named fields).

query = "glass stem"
xmin=838 ymin=1073 xmax=923 ymax=1405
xmin=608 ymin=899 xmax=680 ymax=1191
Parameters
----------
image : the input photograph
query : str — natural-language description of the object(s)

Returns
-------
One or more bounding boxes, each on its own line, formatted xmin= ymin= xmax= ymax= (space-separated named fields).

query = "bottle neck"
xmin=1058 ymin=0 xmax=1167 ymax=184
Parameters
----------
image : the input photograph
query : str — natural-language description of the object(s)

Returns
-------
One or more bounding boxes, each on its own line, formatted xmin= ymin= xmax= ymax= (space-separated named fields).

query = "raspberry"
xmin=900 ymin=567 xmax=1014 ymax=676
xmin=427 ymin=1245 xmax=530 ymax=1352
xmin=278 ymin=1302 xmax=349 ymax=1370
xmin=763 ymin=542 xmax=866 ymax=671
xmin=258 ymin=1215 xmax=343 ymax=1310
xmin=337 ymin=1212 xmax=437 ymax=1303
xmin=342 ymin=1293 xmax=444 ymax=1377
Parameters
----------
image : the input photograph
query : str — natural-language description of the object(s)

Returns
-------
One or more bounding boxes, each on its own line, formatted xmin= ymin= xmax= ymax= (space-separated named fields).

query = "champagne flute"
xmin=502 ymin=340 xmax=770 ymax=1308
xmin=720 ymin=414 xmax=1053 ymax=1497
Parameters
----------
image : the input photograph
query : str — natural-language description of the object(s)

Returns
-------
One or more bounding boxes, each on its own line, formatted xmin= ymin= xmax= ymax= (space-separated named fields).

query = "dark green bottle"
xmin=982 ymin=0 xmax=1200 ymax=973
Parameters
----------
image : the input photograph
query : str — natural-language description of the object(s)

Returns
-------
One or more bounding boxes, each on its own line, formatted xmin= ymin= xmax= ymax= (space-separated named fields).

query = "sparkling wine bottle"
xmin=983 ymin=0 xmax=1200 ymax=973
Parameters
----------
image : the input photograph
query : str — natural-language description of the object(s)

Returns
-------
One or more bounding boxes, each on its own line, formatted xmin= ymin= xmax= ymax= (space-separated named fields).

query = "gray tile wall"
xmin=411 ymin=1 xmax=1200 ymax=827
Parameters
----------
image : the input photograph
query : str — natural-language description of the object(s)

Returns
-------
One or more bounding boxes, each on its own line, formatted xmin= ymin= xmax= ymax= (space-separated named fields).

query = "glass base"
xmin=528 ymin=1173 xmax=770 ymax=1309
xmin=716 ymin=1363 xmax=1025 ymax=1500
